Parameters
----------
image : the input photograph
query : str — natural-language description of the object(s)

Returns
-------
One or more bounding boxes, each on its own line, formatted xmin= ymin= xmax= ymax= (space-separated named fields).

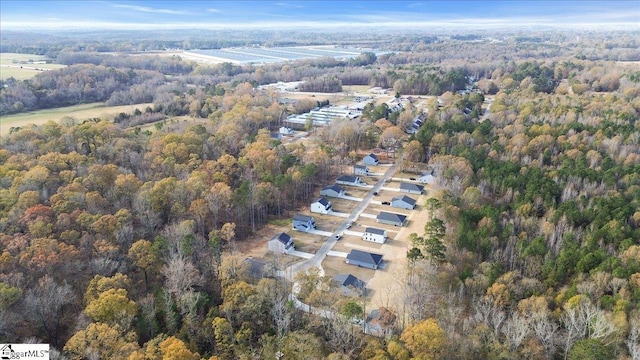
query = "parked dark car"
xmin=382 ymin=201 xmax=390 ymax=205
xmin=372 ymin=191 xmax=378 ymax=196
xmin=409 ymin=177 xmax=417 ymax=181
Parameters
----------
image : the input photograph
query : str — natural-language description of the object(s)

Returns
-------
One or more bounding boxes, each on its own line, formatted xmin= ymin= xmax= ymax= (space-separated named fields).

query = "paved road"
xmin=282 ymin=163 xmax=397 ymax=281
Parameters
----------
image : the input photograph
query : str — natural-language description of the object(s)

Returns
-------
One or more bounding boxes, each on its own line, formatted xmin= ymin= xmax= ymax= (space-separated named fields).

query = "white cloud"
xmin=206 ymin=8 xmax=221 ymax=13
xmin=113 ymin=4 xmax=189 ymax=15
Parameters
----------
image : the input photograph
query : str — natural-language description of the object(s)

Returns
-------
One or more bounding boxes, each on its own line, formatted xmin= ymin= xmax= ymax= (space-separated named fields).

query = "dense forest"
xmin=1 ymin=29 xmax=639 ymax=359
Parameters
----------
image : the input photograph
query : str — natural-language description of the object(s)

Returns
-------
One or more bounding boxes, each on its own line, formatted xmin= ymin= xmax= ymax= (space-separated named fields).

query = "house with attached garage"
xmin=346 ymin=249 xmax=383 ymax=270
xmin=353 ymin=164 xmax=370 ymax=176
xmin=336 ymin=175 xmax=364 ymax=186
xmin=333 ymin=274 xmax=367 ymax=297
xmin=267 ymin=232 xmax=295 ymax=254
xmin=377 ymin=211 xmax=407 ymax=227
xmin=391 ymin=195 xmax=416 ymax=210
xmin=363 ymin=227 xmax=387 ymax=244
xmin=399 ymin=182 xmax=424 ymax=195
xmin=320 ymin=184 xmax=345 ymax=198
xmin=292 ymin=214 xmax=315 ymax=232
xmin=310 ymin=197 xmax=332 ymax=214
xmin=363 ymin=153 xmax=379 ymax=166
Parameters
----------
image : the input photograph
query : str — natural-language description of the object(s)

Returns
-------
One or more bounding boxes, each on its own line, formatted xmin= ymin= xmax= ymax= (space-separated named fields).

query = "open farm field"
xmin=0 ymin=53 xmax=66 ymax=80
xmin=0 ymin=102 xmax=153 ymax=135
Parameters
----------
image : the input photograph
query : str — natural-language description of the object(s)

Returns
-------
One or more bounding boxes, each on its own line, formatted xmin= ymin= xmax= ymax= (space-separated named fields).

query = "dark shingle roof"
xmin=347 ymin=249 xmax=383 ymax=266
xmin=392 ymin=195 xmax=416 ymax=206
xmin=322 ymin=184 xmax=344 ymax=193
xmin=274 ymin=232 xmax=292 ymax=245
xmin=366 ymin=153 xmax=379 ymax=160
xmin=365 ymin=227 xmax=386 ymax=235
xmin=354 ymin=164 xmax=367 ymax=169
xmin=334 ymin=274 xmax=366 ymax=290
xmin=337 ymin=175 xmax=359 ymax=183
xmin=293 ymin=214 xmax=313 ymax=222
xmin=399 ymin=183 xmax=424 ymax=192
xmin=377 ymin=211 xmax=407 ymax=223
xmin=315 ymin=197 xmax=330 ymax=206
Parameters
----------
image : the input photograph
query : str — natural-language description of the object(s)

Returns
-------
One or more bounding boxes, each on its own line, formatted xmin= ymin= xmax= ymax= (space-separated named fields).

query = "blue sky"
xmin=1 ymin=1 xmax=638 ymax=30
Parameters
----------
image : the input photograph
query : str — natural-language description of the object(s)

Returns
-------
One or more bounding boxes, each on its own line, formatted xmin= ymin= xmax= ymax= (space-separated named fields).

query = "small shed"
xmin=391 ymin=195 xmax=416 ymax=210
xmin=279 ymin=126 xmax=294 ymax=135
xmin=377 ymin=211 xmax=407 ymax=227
xmin=363 ymin=153 xmax=379 ymax=166
xmin=267 ymin=232 xmax=295 ymax=254
xmin=333 ymin=274 xmax=367 ymax=297
xmin=336 ymin=175 xmax=363 ymax=186
xmin=292 ymin=214 xmax=315 ymax=232
xmin=354 ymin=164 xmax=370 ymax=176
xmin=346 ymin=249 xmax=383 ymax=270
xmin=310 ymin=197 xmax=332 ymax=214
xmin=399 ymin=182 xmax=424 ymax=195
xmin=363 ymin=227 xmax=387 ymax=244
xmin=320 ymin=185 xmax=345 ymax=198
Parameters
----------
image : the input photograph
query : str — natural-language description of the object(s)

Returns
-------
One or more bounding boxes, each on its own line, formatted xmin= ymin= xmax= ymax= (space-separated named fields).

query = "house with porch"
xmin=399 ymin=182 xmax=424 ymax=195
xmin=310 ymin=197 xmax=332 ymax=214
xmin=267 ymin=232 xmax=295 ymax=254
xmin=377 ymin=211 xmax=407 ymax=227
xmin=292 ymin=214 xmax=315 ymax=232
xmin=391 ymin=195 xmax=416 ymax=210
xmin=363 ymin=153 xmax=379 ymax=166
xmin=320 ymin=184 xmax=345 ymax=198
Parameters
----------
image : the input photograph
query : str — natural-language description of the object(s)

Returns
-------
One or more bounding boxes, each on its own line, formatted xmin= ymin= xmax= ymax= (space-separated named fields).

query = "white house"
xmin=279 ymin=126 xmax=294 ymax=135
xmin=293 ymin=214 xmax=315 ymax=232
xmin=363 ymin=227 xmax=387 ymax=244
xmin=363 ymin=153 xmax=379 ymax=166
xmin=336 ymin=175 xmax=364 ymax=186
xmin=354 ymin=164 xmax=370 ymax=176
xmin=391 ymin=195 xmax=416 ymax=210
xmin=417 ymin=173 xmax=435 ymax=184
xmin=267 ymin=232 xmax=295 ymax=254
xmin=320 ymin=185 xmax=345 ymax=198
xmin=310 ymin=197 xmax=332 ymax=214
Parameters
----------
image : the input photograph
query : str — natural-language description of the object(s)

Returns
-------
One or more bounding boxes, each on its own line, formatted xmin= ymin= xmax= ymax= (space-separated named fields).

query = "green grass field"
xmin=0 ymin=53 xmax=66 ymax=80
xmin=0 ymin=102 xmax=154 ymax=135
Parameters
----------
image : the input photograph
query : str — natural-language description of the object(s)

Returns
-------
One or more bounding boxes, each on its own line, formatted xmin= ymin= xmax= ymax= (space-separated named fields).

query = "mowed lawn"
xmin=0 ymin=102 xmax=154 ymax=135
xmin=0 ymin=53 xmax=67 ymax=80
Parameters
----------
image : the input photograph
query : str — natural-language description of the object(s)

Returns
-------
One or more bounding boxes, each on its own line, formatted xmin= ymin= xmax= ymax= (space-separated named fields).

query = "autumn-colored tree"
xmin=64 ymin=322 xmax=139 ymax=360
xmin=84 ymin=288 xmax=138 ymax=330
xmin=128 ymin=239 xmax=160 ymax=288
xmin=400 ymin=318 xmax=448 ymax=360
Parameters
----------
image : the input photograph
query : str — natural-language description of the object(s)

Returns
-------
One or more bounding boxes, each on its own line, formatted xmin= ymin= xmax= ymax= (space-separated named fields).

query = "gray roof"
xmin=392 ymin=195 xmax=416 ymax=206
xmin=365 ymin=227 xmax=386 ymax=235
xmin=377 ymin=211 xmax=407 ymax=223
xmin=293 ymin=214 xmax=313 ymax=222
xmin=322 ymin=184 xmax=344 ymax=193
xmin=354 ymin=164 xmax=367 ymax=169
xmin=334 ymin=274 xmax=366 ymax=290
xmin=365 ymin=153 xmax=379 ymax=160
xmin=244 ymin=257 xmax=268 ymax=278
xmin=347 ymin=249 xmax=383 ymax=266
xmin=315 ymin=197 xmax=330 ymax=206
xmin=337 ymin=175 xmax=359 ymax=183
xmin=399 ymin=183 xmax=424 ymax=192
xmin=274 ymin=232 xmax=292 ymax=244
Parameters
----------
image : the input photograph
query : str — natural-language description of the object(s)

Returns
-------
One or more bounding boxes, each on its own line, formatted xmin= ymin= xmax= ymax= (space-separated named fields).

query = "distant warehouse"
xmin=285 ymin=106 xmax=360 ymax=128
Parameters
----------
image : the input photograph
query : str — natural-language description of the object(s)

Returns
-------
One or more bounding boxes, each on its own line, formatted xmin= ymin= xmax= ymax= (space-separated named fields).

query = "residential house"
xmin=292 ymin=214 xmax=315 ymax=232
xmin=391 ymin=195 xmax=416 ymax=210
xmin=363 ymin=227 xmax=387 ymax=244
xmin=354 ymin=164 xmax=370 ymax=176
xmin=363 ymin=153 xmax=379 ymax=166
xmin=243 ymin=257 xmax=273 ymax=281
xmin=399 ymin=182 xmax=424 ymax=195
xmin=320 ymin=185 xmax=345 ymax=198
xmin=346 ymin=249 xmax=383 ymax=270
xmin=267 ymin=232 xmax=295 ymax=254
xmin=336 ymin=175 xmax=364 ymax=186
xmin=333 ymin=274 xmax=367 ymax=297
xmin=417 ymin=172 xmax=435 ymax=184
xmin=377 ymin=211 xmax=407 ymax=227
xmin=310 ymin=197 xmax=332 ymax=214
xmin=367 ymin=307 xmax=397 ymax=337
xmin=279 ymin=126 xmax=294 ymax=135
